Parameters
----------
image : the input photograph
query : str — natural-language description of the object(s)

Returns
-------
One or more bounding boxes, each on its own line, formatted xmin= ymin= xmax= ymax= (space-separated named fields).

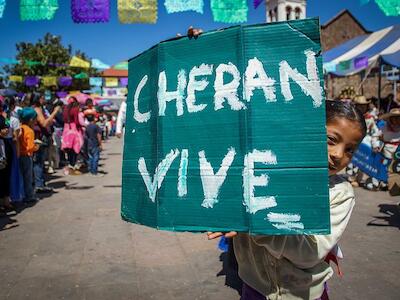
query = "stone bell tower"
xmin=266 ymin=0 xmax=307 ymax=23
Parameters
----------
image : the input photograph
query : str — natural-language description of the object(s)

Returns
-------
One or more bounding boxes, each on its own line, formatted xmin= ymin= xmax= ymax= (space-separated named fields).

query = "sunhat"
xmin=353 ymin=95 xmax=370 ymax=105
xmin=380 ymin=108 xmax=400 ymax=120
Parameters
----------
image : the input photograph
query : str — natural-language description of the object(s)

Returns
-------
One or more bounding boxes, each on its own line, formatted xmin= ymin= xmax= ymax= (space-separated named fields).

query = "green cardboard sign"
xmin=122 ymin=18 xmax=330 ymax=235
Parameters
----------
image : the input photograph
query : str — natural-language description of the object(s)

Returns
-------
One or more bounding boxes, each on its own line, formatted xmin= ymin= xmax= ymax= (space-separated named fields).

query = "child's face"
xmin=0 ymin=127 xmax=9 ymax=137
xmin=327 ymin=118 xmax=363 ymax=176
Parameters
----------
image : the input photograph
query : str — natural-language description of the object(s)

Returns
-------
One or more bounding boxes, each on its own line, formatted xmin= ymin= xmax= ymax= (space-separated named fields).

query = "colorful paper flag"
xmin=120 ymin=77 xmax=128 ymax=86
xmin=91 ymin=58 xmax=110 ymax=69
xmin=58 ymin=76 xmax=73 ymax=87
xmin=323 ymin=62 xmax=336 ymax=73
xmin=360 ymin=0 xmax=370 ymax=5
xmin=164 ymin=0 xmax=203 ymax=14
xmin=71 ymin=0 xmax=110 ymax=23
xmin=26 ymin=60 xmax=42 ymax=66
xmin=74 ymin=72 xmax=88 ymax=79
xmin=42 ymin=76 xmax=57 ymax=86
xmin=0 ymin=58 xmax=18 ymax=64
xmin=254 ymin=0 xmax=263 ymax=9
xmin=375 ymin=0 xmax=400 ymax=16
xmin=105 ymin=78 xmax=119 ymax=87
xmin=354 ymin=56 xmax=369 ymax=69
xmin=70 ymin=56 xmax=91 ymax=68
xmin=338 ymin=60 xmax=351 ymax=71
xmin=0 ymin=0 xmax=6 ymax=18
xmin=56 ymin=91 xmax=69 ymax=98
xmin=117 ymin=0 xmax=157 ymax=24
xmin=20 ymin=0 xmax=59 ymax=21
xmin=210 ymin=0 xmax=248 ymax=23
xmin=24 ymin=76 xmax=39 ymax=87
xmin=9 ymin=75 xmax=23 ymax=83
xmin=113 ymin=61 xmax=128 ymax=70
xmin=89 ymin=77 xmax=103 ymax=86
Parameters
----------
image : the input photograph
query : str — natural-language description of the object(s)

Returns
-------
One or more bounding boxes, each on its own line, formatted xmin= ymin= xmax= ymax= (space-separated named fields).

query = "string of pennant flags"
xmin=0 ymin=0 xmax=270 ymax=24
xmin=6 ymin=74 xmax=128 ymax=88
xmin=323 ymin=56 xmax=369 ymax=74
xmin=0 ymin=56 xmax=125 ymax=70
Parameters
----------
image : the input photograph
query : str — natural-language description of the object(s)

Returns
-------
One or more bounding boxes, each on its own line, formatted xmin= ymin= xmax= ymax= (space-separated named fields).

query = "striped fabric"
xmin=323 ymin=25 xmax=400 ymax=76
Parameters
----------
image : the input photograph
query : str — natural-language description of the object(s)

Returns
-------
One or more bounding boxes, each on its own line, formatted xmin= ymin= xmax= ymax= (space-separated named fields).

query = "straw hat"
xmin=380 ymin=108 xmax=400 ymax=120
xmin=353 ymin=95 xmax=370 ymax=105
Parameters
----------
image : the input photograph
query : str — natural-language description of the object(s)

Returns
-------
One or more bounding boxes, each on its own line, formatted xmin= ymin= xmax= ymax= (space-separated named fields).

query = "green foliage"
xmin=3 ymin=33 xmax=100 ymax=93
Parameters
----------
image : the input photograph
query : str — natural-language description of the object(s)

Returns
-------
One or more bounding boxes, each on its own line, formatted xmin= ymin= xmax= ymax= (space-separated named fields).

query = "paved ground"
xmin=0 ymin=137 xmax=399 ymax=300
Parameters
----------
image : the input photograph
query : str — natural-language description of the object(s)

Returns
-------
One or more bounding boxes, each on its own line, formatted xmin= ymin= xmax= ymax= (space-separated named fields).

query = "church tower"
xmin=266 ymin=0 xmax=306 ymax=23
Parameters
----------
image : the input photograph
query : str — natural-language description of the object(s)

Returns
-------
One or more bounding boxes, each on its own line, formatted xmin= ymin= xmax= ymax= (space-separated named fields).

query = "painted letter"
xmin=138 ymin=149 xmax=180 ymax=202
xmin=266 ymin=212 xmax=304 ymax=232
xmin=243 ymin=150 xmax=277 ymax=214
xmin=158 ymin=70 xmax=187 ymax=116
xmin=214 ymin=63 xmax=246 ymax=111
xmin=279 ymin=49 xmax=323 ymax=107
xmin=186 ymin=64 xmax=213 ymax=113
xmin=244 ymin=58 xmax=276 ymax=102
xmin=134 ymin=75 xmax=151 ymax=123
xmin=199 ymin=148 xmax=236 ymax=208
xmin=178 ymin=149 xmax=188 ymax=197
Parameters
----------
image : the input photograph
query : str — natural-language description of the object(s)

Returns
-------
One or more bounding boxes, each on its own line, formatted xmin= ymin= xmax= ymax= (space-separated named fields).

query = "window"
xmin=286 ymin=6 xmax=292 ymax=20
xmin=295 ymin=7 xmax=301 ymax=19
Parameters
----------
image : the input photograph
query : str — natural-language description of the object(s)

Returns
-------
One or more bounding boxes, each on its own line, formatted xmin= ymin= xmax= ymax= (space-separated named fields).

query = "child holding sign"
xmin=208 ymin=100 xmax=366 ymax=300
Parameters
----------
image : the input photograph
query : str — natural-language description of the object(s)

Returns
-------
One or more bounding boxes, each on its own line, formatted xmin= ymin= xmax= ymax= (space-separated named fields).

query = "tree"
xmin=2 ymin=33 xmax=100 ymax=93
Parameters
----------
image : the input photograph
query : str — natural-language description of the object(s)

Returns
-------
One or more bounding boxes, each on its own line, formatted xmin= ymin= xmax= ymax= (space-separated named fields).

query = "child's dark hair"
xmin=326 ymin=100 xmax=367 ymax=138
xmin=86 ymin=114 xmax=95 ymax=122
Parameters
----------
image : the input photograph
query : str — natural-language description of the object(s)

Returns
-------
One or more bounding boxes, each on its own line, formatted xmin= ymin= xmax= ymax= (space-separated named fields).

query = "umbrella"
xmin=95 ymin=99 xmax=112 ymax=106
xmin=0 ymin=89 xmax=17 ymax=97
xmin=68 ymin=92 xmax=102 ymax=105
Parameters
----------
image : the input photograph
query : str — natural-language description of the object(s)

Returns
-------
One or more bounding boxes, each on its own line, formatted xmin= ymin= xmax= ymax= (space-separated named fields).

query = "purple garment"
xmin=254 ymin=0 xmax=263 ymax=9
xmin=354 ymin=56 xmax=368 ymax=69
xmin=56 ymin=91 xmax=69 ymax=98
xmin=71 ymin=0 xmax=110 ymax=23
xmin=58 ymin=77 xmax=73 ymax=87
xmin=120 ymin=77 xmax=128 ymax=86
xmin=24 ymin=76 xmax=39 ymax=87
xmin=241 ymin=283 xmax=266 ymax=300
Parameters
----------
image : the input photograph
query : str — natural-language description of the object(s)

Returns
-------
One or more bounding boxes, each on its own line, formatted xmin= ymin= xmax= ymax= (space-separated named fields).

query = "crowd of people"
xmin=344 ymin=94 xmax=400 ymax=195
xmin=0 ymin=92 xmax=118 ymax=214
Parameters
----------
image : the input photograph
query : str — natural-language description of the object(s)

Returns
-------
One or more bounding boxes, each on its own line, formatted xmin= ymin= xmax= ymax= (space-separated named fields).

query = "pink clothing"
xmin=61 ymin=123 xmax=83 ymax=154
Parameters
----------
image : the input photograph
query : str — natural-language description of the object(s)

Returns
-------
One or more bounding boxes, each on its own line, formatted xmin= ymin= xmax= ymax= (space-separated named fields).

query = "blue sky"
xmin=0 ymin=0 xmax=399 ymax=66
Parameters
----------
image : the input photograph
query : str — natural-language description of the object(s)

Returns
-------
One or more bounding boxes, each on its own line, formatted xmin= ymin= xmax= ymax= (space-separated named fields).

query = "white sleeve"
xmin=253 ymin=183 xmax=355 ymax=269
xmin=116 ymin=101 xmax=127 ymax=135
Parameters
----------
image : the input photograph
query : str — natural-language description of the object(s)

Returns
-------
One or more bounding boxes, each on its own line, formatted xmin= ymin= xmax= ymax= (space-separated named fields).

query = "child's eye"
xmin=327 ymin=135 xmax=336 ymax=145
xmin=346 ymin=147 xmax=356 ymax=155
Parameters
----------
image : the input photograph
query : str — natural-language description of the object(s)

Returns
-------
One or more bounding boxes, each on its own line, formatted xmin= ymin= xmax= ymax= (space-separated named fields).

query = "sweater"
xmin=233 ymin=175 xmax=355 ymax=300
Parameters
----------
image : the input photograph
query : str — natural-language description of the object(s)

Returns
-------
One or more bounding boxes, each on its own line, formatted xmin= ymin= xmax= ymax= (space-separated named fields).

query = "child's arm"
xmin=252 ymin=189 xmax=355 ymax=269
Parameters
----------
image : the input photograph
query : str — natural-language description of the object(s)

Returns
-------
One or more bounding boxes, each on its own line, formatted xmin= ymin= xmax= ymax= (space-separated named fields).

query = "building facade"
xmin=266 ymin=0 xmax=306 ymax=22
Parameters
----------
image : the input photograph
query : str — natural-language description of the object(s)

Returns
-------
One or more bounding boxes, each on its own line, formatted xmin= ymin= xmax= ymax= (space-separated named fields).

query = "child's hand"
xmin=207 ymin=231 xmax=237 ymax=240
xmin=187 ymin=26 xmax=203 ymax=39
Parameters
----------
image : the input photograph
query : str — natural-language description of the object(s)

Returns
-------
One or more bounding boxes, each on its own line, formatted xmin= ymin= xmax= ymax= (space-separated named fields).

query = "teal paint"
xmin=121 ymin=18 xmax=330 ymax=235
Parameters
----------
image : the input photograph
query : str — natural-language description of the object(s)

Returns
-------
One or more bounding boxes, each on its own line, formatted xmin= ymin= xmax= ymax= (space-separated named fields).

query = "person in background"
xmin=364 ymin=108 xmax=400 ymax=191
xmin=83 ymin=98 xmax=97 ymax=119
xmin=29 ymin=92 xmax=61 ymax=193
xmin=85 ymin=114 xmax=102 ymax=177
xmin=4 ymin=97 xmax=24 ymax=203
xmin=116 ymin=100 xmax=126 ymax=138
xmin=18 ymin=107 xmax=39 ymax=203
xmin=61 ymin=96 xmax=85 ymax=175
xmin=0 ymin=114 xmax=13 ymax=212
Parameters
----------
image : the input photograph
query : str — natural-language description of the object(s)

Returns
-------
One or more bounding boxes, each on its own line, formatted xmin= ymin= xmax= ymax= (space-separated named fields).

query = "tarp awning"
xmin=323 ymin=24 xmax=400 ymax=76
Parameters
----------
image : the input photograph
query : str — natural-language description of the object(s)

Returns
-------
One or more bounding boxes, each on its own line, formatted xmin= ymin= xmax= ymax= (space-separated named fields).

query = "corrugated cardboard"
xmin=121 ymin=18 xmax=330 ymax=235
